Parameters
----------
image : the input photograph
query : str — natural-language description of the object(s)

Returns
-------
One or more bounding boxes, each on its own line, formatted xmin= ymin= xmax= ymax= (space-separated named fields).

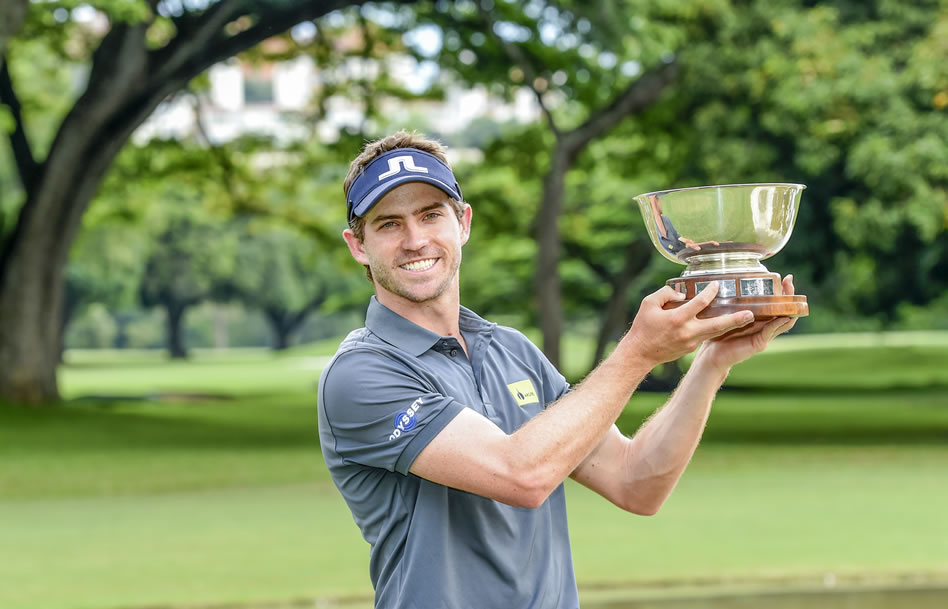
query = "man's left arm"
xmin=571 ymin=277 xmax=799 ymax=515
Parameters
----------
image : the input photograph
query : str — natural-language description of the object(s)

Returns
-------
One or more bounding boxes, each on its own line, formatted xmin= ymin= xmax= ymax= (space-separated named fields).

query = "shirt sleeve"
xmin=534 ymin=345 xmax=570 ymax=406
xmin=504 ymin=326 xmax=570 ymax=407
xmin=319 ymin=348 xmax=466 ymax=475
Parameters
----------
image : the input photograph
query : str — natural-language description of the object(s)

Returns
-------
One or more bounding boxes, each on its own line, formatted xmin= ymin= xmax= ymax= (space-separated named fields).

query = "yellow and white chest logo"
xmin=507 ymin=379 xmax=539 ymax=407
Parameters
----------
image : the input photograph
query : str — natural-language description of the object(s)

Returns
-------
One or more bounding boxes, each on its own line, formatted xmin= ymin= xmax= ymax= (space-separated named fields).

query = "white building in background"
xmin=135 ymin=49 xmax=540 ymax=150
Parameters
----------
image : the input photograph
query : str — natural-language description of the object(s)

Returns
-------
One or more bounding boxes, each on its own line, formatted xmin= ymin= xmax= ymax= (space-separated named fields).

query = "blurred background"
xmin=0 ymin=1 xmax=946 ymax=608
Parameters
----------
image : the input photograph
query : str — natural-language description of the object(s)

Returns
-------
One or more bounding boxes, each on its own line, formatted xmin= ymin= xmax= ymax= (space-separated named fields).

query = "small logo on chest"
xmin=506 ymin=379 xmax=539 ymax=407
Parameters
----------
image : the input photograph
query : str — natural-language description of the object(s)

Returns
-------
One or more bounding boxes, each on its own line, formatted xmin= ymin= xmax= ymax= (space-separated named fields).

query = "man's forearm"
xmin=619 ymin=352 xmax=730 ymax=512
xmin=508 ymin=341 xmax=654 ymax=497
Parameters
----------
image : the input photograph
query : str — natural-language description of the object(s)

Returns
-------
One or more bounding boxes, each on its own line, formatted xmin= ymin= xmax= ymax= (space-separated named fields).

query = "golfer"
xmin=317 ymin=131 xmax=797 ymax=609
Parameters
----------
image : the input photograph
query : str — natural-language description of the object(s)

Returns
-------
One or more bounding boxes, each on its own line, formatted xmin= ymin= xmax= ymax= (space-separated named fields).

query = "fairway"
xmin=2 ymin=332 xmax=947 ymax=609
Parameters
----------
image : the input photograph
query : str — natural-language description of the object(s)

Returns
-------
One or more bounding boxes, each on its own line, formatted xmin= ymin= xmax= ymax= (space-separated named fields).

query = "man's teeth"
xmin=401 ymin=258 xmax=436 ymax=271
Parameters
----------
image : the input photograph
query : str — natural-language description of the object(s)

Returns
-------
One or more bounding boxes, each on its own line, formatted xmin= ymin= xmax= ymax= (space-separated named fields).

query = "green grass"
xmin=58 ymin=345 xmax=336 ymax=397
xmin=2 ymin=334 xmax=947 ymax=609
xmin=722 ymin=331 xmax=948 ymax=390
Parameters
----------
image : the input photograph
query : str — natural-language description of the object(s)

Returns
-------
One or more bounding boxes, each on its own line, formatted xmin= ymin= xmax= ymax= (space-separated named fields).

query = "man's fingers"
xmin=679 ymin=280 xmax=719 ymax=314
xmin=727 ymin=319 xmax=769 ymax=340
xmin=783 ymin=274 xmax=795 ymax=297
xmin=774 ymin=316 xmax=797 ymax=336
xmin=650 ymin=285 xmax=687 ymax=306
xmin=695 ymin=309 xmax=754 ymax=341
xmin=760 ymin=316 xmax=795 ymax=342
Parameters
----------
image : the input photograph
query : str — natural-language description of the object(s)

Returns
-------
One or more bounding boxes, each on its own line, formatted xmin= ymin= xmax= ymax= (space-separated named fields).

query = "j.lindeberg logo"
xmin=389 ymin=397 xmax=424 ymax=441
xmin=378 ymin=155 xmax=429 ymax=180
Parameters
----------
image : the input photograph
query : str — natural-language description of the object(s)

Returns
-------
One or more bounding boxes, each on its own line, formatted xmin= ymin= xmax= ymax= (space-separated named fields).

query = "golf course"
xmin=1 ymin=331 xmax=946 ymax=609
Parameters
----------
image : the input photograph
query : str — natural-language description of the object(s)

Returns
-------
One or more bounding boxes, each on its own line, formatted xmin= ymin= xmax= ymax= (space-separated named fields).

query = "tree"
xmin=63 ymin=223 xmax=146 ymax=356
xmin=624 ymin=0 xmax=948 ymax=325
xmin=223 ymin=223 xmax=359 ymax=350
xmin=0 ymin=0 xmax=415 ymax=404
xmin=459 ymin=0 xmax=946 ymax=373
xmin=405 ymin=1 xmax=720 ymax=368
xmin=139 ymin=210 xmax=236 ymax=359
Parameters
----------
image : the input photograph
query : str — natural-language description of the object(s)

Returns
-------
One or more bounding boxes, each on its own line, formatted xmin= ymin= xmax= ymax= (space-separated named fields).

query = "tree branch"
xmin=150 ymin=0 xmax=388 ymax=92
xmin=0 ymin=0 xmax=29 ymax=72
xmin=477 ymin=5 xmax=560 ymax=137
xmin=562 ymin=238 xmax=614 ymax=285
xmin=0 ymin=61 xmax=38 ymax=195
xmin=563 ymin=61 xmax=679 ymax=157
xmin=151 ymin=1 xmax=246 ymax=86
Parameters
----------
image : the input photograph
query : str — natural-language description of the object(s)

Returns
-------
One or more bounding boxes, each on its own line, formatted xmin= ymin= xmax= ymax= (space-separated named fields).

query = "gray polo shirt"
xmin=318 ymin=297 xmax=578 ymax=609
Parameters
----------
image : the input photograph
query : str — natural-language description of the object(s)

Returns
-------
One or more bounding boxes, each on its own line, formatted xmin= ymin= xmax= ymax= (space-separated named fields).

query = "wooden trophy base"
xmin=664 ymin=271 xmax=808 ymax=320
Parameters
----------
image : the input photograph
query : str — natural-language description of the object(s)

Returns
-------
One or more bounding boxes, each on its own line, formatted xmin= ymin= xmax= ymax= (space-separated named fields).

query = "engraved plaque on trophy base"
xmin=664 ymin=271 xmax=808 ymax=320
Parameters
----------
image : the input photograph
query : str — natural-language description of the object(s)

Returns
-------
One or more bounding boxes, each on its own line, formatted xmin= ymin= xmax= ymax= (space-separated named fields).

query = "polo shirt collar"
xmin=365 ymin=297 xmax=441 ymax=356
xmin=365 ymin=297 xmax=494 ymax=356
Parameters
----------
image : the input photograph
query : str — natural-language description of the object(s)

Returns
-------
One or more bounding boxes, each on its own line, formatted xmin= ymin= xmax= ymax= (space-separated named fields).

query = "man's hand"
xmin=697 ymin=275 xmax=799 ymax=371
xmin=622 ymin=281 xmax=755 ymax=366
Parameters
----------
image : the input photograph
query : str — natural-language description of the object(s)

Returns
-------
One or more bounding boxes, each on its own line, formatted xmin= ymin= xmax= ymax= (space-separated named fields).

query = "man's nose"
xmin=401 ymin=221 xmax=430 ymax=251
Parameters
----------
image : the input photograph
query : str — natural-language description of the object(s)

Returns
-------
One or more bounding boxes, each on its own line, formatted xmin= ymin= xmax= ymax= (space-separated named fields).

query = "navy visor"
xmin=346 ymin=148 xmax=462 ymax=222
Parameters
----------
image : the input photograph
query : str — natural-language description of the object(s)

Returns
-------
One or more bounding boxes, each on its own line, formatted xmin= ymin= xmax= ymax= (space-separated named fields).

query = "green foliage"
xmin=140 ymin=211 xmax=238 ymax=311
xmin=410 ymin=1 xmax=694 ymax=122
xmin=637 ymin=0 xmax=948 ymax=319
xmin=5 ymin=0 xmax=946 ymax=374
xmin=64 ymin=303 xmax=117 ymax=349
xmin=458 ymin=122 xmax=546 ymax=323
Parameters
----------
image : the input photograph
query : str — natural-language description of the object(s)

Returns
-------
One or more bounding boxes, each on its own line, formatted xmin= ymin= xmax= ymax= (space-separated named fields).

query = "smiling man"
xmin=317 ymin=131 xmax=797 ymax=609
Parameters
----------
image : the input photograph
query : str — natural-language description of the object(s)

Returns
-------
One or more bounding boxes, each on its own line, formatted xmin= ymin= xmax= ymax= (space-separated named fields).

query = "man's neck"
xmin=375 ymin=289 xmax=464 ymax=341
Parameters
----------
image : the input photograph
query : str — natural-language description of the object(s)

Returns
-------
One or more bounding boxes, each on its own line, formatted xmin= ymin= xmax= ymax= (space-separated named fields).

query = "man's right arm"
xmin=409 ymin=282 xmax=753 ymax=508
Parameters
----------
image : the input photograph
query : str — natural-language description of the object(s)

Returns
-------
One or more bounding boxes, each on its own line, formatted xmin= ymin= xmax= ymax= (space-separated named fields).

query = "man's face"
xmin=343 ymin=182 xmax=471 ymax=306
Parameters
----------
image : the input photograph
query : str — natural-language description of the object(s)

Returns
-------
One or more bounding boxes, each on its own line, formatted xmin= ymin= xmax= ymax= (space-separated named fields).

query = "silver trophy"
xmin=635 ymin=183 xmax=809 ymax=319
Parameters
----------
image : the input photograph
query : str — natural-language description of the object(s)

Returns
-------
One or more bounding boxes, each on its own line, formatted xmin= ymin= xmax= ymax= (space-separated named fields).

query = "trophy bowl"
xmin=634 ymin=183 xmax=808 ymax=320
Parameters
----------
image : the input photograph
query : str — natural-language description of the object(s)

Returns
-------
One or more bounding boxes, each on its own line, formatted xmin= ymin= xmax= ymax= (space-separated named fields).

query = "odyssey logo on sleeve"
xmin=506 ymin=379 xmax=539 ymax=407
xmin=389 ymin=397 xmax=424 ymax=441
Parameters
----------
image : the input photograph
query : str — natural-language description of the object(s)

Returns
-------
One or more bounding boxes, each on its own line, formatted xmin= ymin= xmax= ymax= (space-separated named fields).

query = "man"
xmin=317 ymin=131 xmax=796 ymax=609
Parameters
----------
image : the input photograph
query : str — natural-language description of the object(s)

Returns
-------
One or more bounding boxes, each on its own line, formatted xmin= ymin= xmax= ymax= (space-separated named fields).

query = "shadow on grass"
xmin=617 ymin=387 xmax=948 ymax=446
xmin=0 ymin=398 xmax=318 ymax=452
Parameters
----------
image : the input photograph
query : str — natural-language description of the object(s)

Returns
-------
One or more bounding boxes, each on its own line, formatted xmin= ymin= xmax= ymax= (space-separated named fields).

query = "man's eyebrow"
xmin=370 ymin=201 xmax=448 ymax=225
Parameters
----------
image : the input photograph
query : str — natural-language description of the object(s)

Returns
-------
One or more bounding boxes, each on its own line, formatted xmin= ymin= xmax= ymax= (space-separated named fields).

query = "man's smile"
xmin=399 ymin=258 xmax=439 ymax=272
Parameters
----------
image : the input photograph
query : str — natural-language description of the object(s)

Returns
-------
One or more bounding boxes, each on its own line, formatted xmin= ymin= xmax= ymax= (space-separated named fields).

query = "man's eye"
xmin=424 ymin=212 xmax=441 ymax=220
xmin=380 ymin=221 xmax=396 ymax=229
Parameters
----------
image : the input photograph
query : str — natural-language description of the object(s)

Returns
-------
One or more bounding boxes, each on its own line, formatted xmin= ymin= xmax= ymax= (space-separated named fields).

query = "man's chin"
xmin=382 ymin=283 xmax=450 ymax=305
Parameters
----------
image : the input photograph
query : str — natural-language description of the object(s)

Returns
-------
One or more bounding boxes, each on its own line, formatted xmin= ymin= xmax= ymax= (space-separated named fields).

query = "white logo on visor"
xmin=378 ymin=156 xmax=429 ymax=180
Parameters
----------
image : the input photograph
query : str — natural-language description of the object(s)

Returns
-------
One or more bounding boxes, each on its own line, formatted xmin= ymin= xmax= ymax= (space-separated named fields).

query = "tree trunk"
xmin=165 ymin=303 xmax=189 ymax=359
xmin=264 ymin=308 xmax=309 ymax=351
xmin=112 ymin=311 xmax=134 ymax=349
xmin=0 ymin=1 xmax=379 ymax=405
xmin=532 ymin=63 xmax=680 ymax=370
xmin=0 ymin=0 xmax=28 ymax=73
xmin=59 ymin=290 xmax=81 ymax=364
xmin=0 ymin=24 xmax=152 ymax=403
xmin=591 ymin=240 xmax=653 ymax=367
xmin=273 ymin=326 xmax=291 ymax=351
xmin=535 ymin=147 xmax=572 ymax=369
xmin=213 ymin=305 xmax=229 ymax=349
xmin=639 ymin=359 xmax=685 ymax=392
xmin=0 ymin=245 xmax=64 ymax=403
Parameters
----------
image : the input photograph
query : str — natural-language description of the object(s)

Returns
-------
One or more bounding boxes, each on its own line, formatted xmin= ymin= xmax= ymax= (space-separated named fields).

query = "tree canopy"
xmin=0 ymin=0 xmax=945 ymax=404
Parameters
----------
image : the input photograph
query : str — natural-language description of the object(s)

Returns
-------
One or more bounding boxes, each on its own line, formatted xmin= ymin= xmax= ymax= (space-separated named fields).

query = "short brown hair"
xmin=344 ymin=130 xmax=467 ymax=280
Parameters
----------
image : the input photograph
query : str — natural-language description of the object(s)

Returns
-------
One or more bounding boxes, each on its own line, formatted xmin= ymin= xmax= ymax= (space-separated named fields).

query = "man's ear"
xmin=342 ymin=228 xmax=370 ymax=266
xmin=459 ymin=204 xmax=473 ymax=246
